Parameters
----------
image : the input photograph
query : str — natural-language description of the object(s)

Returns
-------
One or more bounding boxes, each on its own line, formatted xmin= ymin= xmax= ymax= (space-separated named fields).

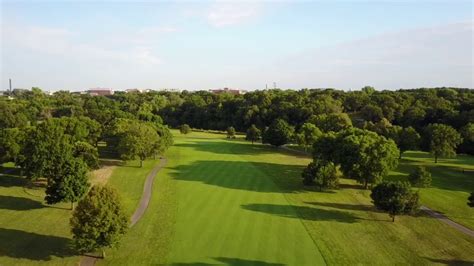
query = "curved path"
xmin=80 ymin=158 xmax=168 ymax=266
xmin=421 ymin=206 xmax=474 ymax=237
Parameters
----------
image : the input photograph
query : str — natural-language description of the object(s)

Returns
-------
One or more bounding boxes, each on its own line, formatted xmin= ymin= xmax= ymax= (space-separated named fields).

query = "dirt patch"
xmin=90 ymin=166 xmax=116 ymax=186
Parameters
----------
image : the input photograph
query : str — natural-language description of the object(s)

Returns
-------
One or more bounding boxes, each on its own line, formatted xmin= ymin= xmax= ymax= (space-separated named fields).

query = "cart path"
xmin=421 ymin=206 xmax=474 ymax=237
xmin=80 ymin=158 xmax=168 ymax=266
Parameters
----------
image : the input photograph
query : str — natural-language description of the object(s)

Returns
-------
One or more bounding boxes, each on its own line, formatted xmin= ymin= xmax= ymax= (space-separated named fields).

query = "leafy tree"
xmin=226 ymin=126 xmax=236 ymax=139
xmin=337 ymin=129 xmax=399 ymax=189
xmin=388 ymin=126 xmax=421 ymax=159
xmin=459 ymin=123 xmax=474 ymax=155
xmin=262 ymin=119 xmax=294 ymax=147
xmin=74 ymin=141 xmax=100 ymax=169
xmin=370 ymin=181 xmax=420 ymax=222
xmin=70 ymin=186 xmax=128 ymax=257
xmin=426 ymin=123 xmax=463 ymax=163
xmin=296 ymin=123 xmax=322 ymax=151
xmin=408 ymin=166 xmax=432 ymax=188
xmin=0 ymin=128 xmax=26 ymax=164
xmin=179 ymin=124 xmax=191 ymax=134
xmin=45 ymin=158 xmax=90 ymax=209
xmin=301 ymin=160 xmax=338 ymax=190
xmin=117 ymin=122 xmax=160 ymax=167
xmin=245 ymin=124 xmax=261 ymax=144
xmin=310 ymin=113 xmax=352 ymax=132
xmin=468 ymin=192 xmax=474 ymax=207
xmin=361 ymin=104 xmax=384 ymax=122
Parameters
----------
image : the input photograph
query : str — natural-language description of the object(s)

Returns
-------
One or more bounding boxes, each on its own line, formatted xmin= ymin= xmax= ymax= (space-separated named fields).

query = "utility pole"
xmin=9 ymin=78 xmax=12 ymax=94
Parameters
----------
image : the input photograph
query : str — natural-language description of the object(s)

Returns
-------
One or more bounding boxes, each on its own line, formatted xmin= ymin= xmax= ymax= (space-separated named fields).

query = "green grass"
xmin=387 ymin=151 xmax=474 ymax=229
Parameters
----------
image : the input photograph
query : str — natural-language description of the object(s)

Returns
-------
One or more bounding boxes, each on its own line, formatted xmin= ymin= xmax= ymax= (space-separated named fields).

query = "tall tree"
xmin=262 ymin=119 xmax=294 ymax=147
xmin=70 ymin=186 xmax=128 ymax=258
xmin=371 ymin=181 xmax=420 ymax=222
xmin=117 ymin=122 xmax=160 ymax=167
xmin=388 ymin=126 xmax=421 ymax=159
xmin=245 ymin=124 xmax=261 ymax=144
xmin=45 ymin=158 xmax=90 ymax=209
xmin=296 ymin=123 xmax=322 ymax=151
xmin=426 ymin=123 xmax=463 ymax=163
xmin=226 ymin=126 xmax=236 ymax=139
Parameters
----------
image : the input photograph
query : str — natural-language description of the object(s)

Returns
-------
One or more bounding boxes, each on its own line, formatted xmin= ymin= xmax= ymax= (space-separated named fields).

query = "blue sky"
xmin=1 ymin=0 xmax=473 ymax=91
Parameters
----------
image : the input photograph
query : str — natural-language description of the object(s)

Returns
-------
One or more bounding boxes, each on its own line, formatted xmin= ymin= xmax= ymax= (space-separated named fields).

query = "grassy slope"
xmin=387 ymin=151 xmax=474 ymax=229
xmin=0 ymin=164 xmax=78 ymax=265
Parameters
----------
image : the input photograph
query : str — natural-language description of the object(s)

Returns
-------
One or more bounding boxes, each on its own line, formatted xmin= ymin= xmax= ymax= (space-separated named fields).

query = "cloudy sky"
xmin=1 ymin=0 xmax=473 ymax=91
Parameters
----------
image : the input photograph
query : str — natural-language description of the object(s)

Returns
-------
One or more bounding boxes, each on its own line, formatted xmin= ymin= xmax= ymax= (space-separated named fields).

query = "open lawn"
xmin=104 ymin=131 xmax=473 ymax=265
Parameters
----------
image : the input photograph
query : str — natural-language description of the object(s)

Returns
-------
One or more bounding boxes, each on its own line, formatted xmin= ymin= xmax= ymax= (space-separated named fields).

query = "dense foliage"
xmin=371 ymin=181 xmax=420 ymax=222
xmin=408 ymin=166 xmax=432 ymax=188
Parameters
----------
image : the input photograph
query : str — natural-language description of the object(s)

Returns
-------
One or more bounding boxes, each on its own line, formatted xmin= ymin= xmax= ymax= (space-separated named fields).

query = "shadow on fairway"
xmin=170 ymin=160 xmax=306 ymax=193
xmin=174 ymin=141 xmax=276 ymax=156
xmin=424 ymin=257 xmax=474 ymax=265
xmin=0 ymin=174 xmax=28 ymax=187
xmin=0 ymin=228 xmax=74 ymax=261
xmin=0 ymin=195 xmax=44 ymax=210
xmin=214 ymin=257 xmax=285 ymax=265
xmin=242 ymin=203 xmax=360 ymax=223
xmin=304 ymin=201 xmax=374 ymax=212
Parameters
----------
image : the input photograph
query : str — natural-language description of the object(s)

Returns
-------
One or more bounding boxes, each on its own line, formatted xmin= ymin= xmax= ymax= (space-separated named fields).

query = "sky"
xmin=0 ymin=0 xmax=473 ymax=91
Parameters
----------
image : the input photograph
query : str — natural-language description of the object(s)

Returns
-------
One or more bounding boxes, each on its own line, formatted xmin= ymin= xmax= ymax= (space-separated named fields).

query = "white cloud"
xmin=207 ymin=1 xmax=262 ymax=27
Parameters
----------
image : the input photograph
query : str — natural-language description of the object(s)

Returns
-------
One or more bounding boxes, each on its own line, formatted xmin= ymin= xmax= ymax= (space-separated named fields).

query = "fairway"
xmin=166 ymin=133 xmax=325 ymax=265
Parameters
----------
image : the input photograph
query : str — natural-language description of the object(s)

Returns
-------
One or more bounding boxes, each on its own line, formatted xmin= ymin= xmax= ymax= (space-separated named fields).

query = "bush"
xmin=179 ymin=124 xmax=191 ymax=134
xmin=370 ymin=181 xmax=420 ymax=222
xmin=408 ymin=166 xmax=432 ymax=187
xmin=301 ymin=160 xmax=338 ymax=190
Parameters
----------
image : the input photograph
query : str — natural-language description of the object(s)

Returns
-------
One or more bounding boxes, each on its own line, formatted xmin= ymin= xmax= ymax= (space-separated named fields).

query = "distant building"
xmin=125 ymin=88 xmax=143 ymax=93
xmin=87 ymin=88 xmax=114 ymax=96
xmin=209 ymin=87 xmax=246 ymax=95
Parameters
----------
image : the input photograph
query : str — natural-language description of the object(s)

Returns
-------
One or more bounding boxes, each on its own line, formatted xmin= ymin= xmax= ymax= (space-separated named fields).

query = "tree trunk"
xmin=102 ymin=249 xmax=106 ymax=259
xmin=140 ymin=160 xmax=143 ymax=168
xmin=364 ymin=180 xmax=368 ymax=190
xmin=392 ymin=216 xmax=395 ymax=222
xmin=399 ymin=152 xmax=402 ymax=159
xmin=71 ymin=202 xmax=74 ymax=210
xmin=435 ymin=155 xmax=438 ymax=164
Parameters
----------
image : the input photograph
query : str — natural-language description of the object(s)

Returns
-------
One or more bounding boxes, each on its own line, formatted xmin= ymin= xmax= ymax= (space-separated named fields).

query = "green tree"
xmin=74 ymin=141 xmax=100 ymax=169
xmin=262 ymin=119 xmax=294 ymax=147
xmin=301 ymin=160 xmax=338 ymax=191
xmin=426 ymin=123 xmax=463 ymax=163
xmin=408 ymin=166 xmax=432 ymax=188
xmin=117 ymin=122 xmax=160 ymax=167
xmin=296 ymin=123 xmax=322 ymax=151
xmin=468 ymin=192 xmax=474 ymax=207
xmin=338 ymin=129 xmax=399 ymax=189
xmin=179 ymin=124 xmax=191 ymax=134
xmin=370 ymin=181 xmax=420 ymax=222
xmin=45 ymin=158 xmax=90 ymax=209
xmin=70 ymin=186 xmax=128 ymax=257
xmin=0 ymin=128 xmax=26 ymax=164
xmin=310 ymin=113 xmax=352 ymax=132
xmin=226 ymin=126 xmax=236 ymax=139
xmin=389 ymin=126 xmax=421 ymax=159
xmin=245 ymin=124 xmax=261 ymax=144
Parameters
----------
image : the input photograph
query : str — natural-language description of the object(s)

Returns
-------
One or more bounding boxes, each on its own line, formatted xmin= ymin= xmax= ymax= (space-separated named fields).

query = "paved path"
xmin=421 ymin=206 xmax=474 ymax=237
xmin=80 ymin=158 xmax=168 ymax=266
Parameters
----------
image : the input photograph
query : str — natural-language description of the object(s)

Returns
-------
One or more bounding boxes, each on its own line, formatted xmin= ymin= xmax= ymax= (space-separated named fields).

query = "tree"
xmin=246 ymin=124 xmax=261 ymax=144
xmin=296 ymin=123 xmax=322 ymax=151
xmin=74 ymin=141 xmax=100 ymax=169
xmin=388 ymin=126 xmax=421 ymax=159
xmin=361 ymin=104 xmax=384 ymax=122
xmin=117 ymin=122 xmax=160 ymax=167
xmin=262 ymin=119 xmax=294 ymax=147
xmin=0 ymin=127 xmax=26 ymax=164
xmin=468 ymin=192 xmax=474 ymax=207
xmin=179 ymin=124 xmax=191 ymax=134
xmin=70 ymin=186 xmax=128 ymax=258
xmin=370 ymin=181 xmax=420 ymax=222
xmin=226 ymin=126 xmax=236 ymax=139
xmin=45 ymin=158 xmax=90 ymax=209
xmin=408 ymin=166 xmax=432 ymax=188
xmin=337 ymin=129 xmax=399 ymax=189
xmin=426 ymin=123 xmax=463 ymax=163
xmin=310 ymin=113 xmax=352 ymax=132
xmin=301 ymin=160 xmax=338 ymax=191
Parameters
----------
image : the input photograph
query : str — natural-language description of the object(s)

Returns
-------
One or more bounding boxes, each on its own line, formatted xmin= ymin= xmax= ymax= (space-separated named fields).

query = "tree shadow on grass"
xmin=423 ymin=257 xmax=474 ymax=265
xmin=169 ymin=160 xmax=306 ymax=193
xmin=0 ymin=174 xmax=28 ymax=187
xmin=0 ymin=228 xmax=75 ymax=261
xmin=241 ymin=203 xmax=360 ymax=223
xmin=214 ymin=257 xmax=285 ymax=265
xmin=304 ymin=201 xmax=375 ymax=212
xmin=0 ymin=195 xmax=44 ymax=210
